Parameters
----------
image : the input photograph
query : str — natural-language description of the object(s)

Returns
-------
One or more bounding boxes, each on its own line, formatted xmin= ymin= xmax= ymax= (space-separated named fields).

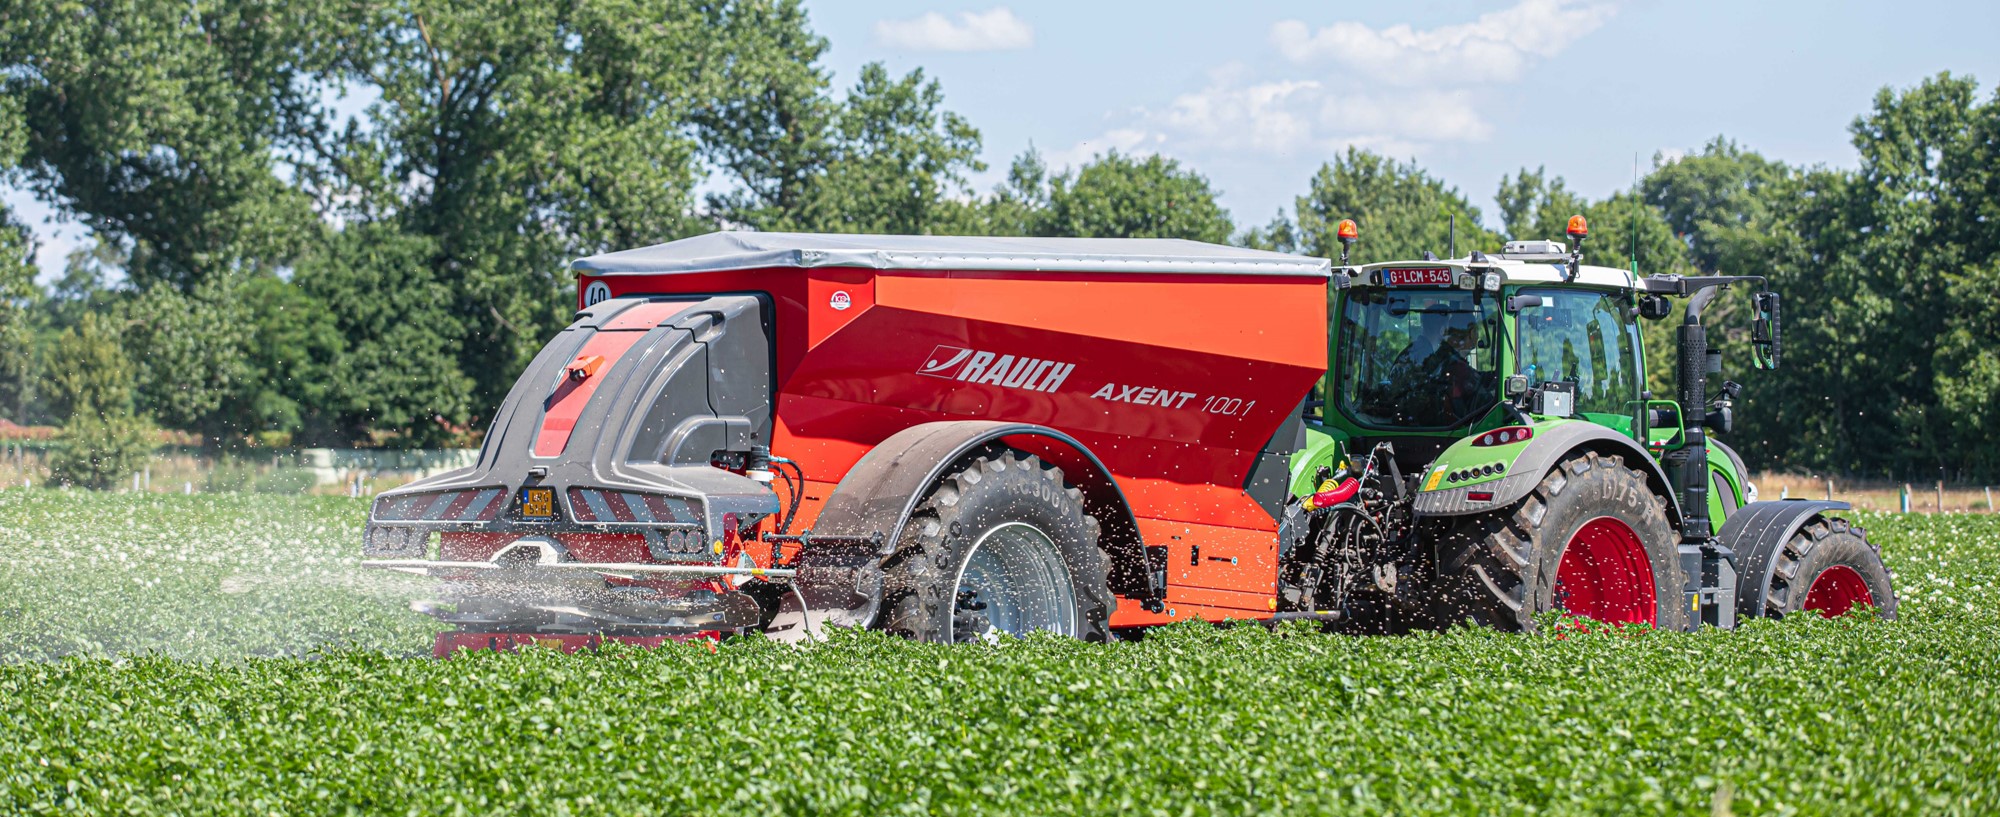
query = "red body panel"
xmin=533 ymin=329 xmax=646 ymax=457
xmin=580 ymin=266 xmax=1327 ymax=618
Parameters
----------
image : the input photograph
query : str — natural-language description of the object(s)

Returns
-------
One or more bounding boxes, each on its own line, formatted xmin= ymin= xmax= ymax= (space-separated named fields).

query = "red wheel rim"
xmin=1802 ymin=564 xmax=1874 ymax=618
xmin=1554 ymin=516 xmax=1657 ymax=624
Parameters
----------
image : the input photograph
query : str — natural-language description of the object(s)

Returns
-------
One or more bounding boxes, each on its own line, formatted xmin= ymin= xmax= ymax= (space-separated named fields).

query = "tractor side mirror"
xmin=1704 ymin=403 xmax=1735 ymax=435
xmin=1507 ymin=294 xmax=1545 ymax=313
xmin=1751 ymin=291 xmax=1780 ymax=370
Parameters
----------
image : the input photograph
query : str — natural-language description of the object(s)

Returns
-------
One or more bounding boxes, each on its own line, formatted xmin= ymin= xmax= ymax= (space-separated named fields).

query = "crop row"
xmin=0 ymin=493 xmax=1995 ymax=815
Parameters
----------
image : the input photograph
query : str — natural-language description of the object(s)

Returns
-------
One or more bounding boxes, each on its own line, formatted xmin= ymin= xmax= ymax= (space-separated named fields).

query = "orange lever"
xmin=566 ymin=355 xmax=606 ymax=382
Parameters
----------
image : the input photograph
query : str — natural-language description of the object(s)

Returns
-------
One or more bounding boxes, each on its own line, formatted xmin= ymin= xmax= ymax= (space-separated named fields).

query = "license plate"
xmin=519 ymin=487 xmax=555 ymax=519
xmin=1385 ymin=267 xmax=1455 ymax=286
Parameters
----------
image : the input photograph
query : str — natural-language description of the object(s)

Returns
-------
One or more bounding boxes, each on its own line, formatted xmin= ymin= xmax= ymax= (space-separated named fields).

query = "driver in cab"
xmin=1396 ymin=305 xmax=1481 ymax=422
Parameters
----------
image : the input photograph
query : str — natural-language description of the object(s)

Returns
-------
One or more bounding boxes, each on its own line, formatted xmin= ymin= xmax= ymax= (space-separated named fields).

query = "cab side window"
xmin=1515 ymin=289 xmax=1641 ymax=417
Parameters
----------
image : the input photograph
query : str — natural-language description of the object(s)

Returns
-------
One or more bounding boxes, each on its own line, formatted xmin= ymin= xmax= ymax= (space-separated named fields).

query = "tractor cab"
xmin=1302 ymin=219 xmax=1654 ymax=482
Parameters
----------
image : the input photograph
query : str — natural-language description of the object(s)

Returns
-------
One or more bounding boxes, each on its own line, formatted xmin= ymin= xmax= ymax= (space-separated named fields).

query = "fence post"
xmin=1824 ymin=479 xmax=1834 ymax=501
xmin=1936 ymin=480 xmax=1945 ymax=513
xmin=1987 ymin=486 xmax=1995 ymax=512
xmin=1901 ymin=484 xmax=1911 ymax=513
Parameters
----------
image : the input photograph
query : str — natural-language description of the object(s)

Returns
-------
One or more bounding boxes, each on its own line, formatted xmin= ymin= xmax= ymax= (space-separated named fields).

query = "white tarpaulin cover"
xmin=572 ymin=231 xmax=1330 ymax=277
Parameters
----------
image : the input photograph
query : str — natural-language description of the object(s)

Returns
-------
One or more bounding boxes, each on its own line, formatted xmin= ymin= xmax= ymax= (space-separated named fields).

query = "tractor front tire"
xmin=876 ymin=450 xmax=1114 ymax=643
xmin=1738 ymin=518 xmax=1896 ymax=620
xmin=1435 ymin=451 xmax=1690 ymax=632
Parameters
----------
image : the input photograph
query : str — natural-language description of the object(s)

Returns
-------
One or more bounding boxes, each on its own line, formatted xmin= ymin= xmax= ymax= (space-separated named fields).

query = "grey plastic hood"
xmin=368 ymin=295 xmax=778 ymax=542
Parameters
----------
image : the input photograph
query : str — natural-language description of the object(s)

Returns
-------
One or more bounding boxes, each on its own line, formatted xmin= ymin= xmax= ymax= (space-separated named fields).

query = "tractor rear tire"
xmin=876 ymin=450 xmax=1114 ymax=643
xmin=1737 ymin=518 xmax=1896 ymax=620
xmin=1434 ymin=451 xmax=1690 ymax=632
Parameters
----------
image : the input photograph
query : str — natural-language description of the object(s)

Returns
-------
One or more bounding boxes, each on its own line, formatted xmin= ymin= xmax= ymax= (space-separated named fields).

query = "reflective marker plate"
xmin=1384 ymin=267 xmax=1454 ymax=286
xmin=520 ymin=487 xmax=555 ymax=519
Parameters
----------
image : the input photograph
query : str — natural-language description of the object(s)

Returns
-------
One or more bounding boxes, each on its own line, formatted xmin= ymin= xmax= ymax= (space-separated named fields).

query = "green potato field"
xmin=0 ymin=491 xmax=1995 ymax=815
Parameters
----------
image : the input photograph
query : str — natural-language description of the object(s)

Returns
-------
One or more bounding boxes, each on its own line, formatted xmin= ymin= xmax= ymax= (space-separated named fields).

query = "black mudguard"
xmin=1718 ymin=499 xmax=1849 ymax=621
xmin=766 ymin=421 xmax=1150 ymax=640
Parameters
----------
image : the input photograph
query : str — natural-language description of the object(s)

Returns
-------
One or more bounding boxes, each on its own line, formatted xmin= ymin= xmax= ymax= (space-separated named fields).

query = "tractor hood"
xmin=363 ymin=295 xmax=778 ymax=554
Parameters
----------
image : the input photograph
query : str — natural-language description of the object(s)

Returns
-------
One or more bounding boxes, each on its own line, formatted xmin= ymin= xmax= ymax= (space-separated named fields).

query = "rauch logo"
xmin=918 ymin=345 xmax=1074 ymax=393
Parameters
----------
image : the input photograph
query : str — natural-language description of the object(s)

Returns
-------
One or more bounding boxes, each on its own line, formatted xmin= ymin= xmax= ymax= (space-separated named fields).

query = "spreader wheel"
xmin=875 ymin=450 xmax=1114 ymax=643
xmin=1434 ymin=451 xmax=1690 ymax=631
xmin=1737 ymin=518 xmax=1896 ymax=620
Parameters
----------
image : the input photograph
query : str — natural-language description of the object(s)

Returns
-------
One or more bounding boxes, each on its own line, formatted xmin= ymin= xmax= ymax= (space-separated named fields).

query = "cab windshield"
xmin=1335 ymin=287 xmax=1500 ymax=428
xmin=1514 ymin=287 xmax=1644 ymax=428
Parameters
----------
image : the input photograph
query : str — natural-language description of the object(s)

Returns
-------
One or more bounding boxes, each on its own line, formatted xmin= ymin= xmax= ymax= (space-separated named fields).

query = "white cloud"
xmin=1091 ymin=3 xmax=1616 ymax=161
xmin=1157 ymin=75 xmax=1324 ymax=154
xmin=1041 ymin=128 xmax=1160 ymax=171
xmin=874 ymin=8 xmax=1034 ymax=52
xmin=1271 ymin=0 xmax=1616 ymax=86
xmin=1118 ymin=66 xmax=1492 ymax=160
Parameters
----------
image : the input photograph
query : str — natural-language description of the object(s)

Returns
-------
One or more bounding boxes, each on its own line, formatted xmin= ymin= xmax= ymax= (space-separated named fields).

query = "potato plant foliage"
xmin=0 ymin=492 xmax=1996 ymax=815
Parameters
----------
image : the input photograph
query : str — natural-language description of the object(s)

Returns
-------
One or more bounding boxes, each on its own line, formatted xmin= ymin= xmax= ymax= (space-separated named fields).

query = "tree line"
xmin=1 ymin=1 xmax=1996 ymax=484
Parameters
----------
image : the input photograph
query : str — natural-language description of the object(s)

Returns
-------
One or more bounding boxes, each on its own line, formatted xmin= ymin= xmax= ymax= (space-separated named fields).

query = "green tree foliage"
xmin=791 ymin=64 xmax=982 ymax=234
xmin=44 ymin=313 xmax=155 ymax=489
xmin=695 ymin=0 xmax=840 ymax=228
xmin=1646 ymin=75 xmax=2000 ymax=479
xmin=953 ymin=149 xmax=1234 ymax=241
xmin=7 ymin=5 xmax=2000 ymax=484
xmin=293 ymin=223 xmax=473 ymax=448
xmin=0 ymin=72 xmax=41 ymax=423
xmin=1040 ymin=151 xmax=1233 ymax=242
xmin=950 ymin=149 xmax=1052 ymax=237
xmin=1290 ymin=149 xmax=1499 ymax=265
xmin=1641 ymin=138 xmax=1793 ymax=275
xmin=0 ymin=215 xmax=35 ymax=425
xmin=3 ymin=0 xmax=324 ymax=291
xmin=1236 ymin=212 xmax=1300 ymax=254
xmin=696 ymin=3 xmax=985 ymax=237
xmin=5 ymin=0 xmax=986 ymax=446
xmin=120 ymin=281 xmax=255 ymax=441
xmin=710 ymin=61 xmax=983 ymax=234
xmin=229 ymin=276 xmax=342 ymax=443
xmin=1847 ymin=74 xmax=2000 ymax=480
xmin=2 ymin=0 xmax=332 ymax=444
xmin=324 ymin=0 xmax=740 ymax=408
xmin=47 ymin=412 xmax=157 ymax=490
xmin=0 ymin=252 xmax=34 ymax=423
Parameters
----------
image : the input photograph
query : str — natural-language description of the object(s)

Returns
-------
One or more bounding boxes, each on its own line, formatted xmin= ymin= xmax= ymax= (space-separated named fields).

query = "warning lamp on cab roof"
xmin=1566 ymin=215 xmax=1589 ymax=238
xmin=1335 ymin=219 xmax=1360 ymax=267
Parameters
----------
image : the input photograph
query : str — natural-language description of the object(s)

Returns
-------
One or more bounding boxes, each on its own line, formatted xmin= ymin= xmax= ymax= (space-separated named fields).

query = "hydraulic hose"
xmin=773 ymin=458 xmax=806 ymax=535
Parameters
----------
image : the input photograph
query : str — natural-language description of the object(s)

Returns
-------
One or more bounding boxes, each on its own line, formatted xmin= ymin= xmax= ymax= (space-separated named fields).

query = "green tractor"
xmin=1280 ymin=216 xmax=1896 ymax=632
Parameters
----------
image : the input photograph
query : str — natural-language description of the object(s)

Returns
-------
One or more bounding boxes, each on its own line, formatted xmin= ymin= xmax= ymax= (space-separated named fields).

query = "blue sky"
xmin=9 ymin=1 xmax=1999 ymax=278
xmin=813 ymin=0 xmax=2000 ymax=224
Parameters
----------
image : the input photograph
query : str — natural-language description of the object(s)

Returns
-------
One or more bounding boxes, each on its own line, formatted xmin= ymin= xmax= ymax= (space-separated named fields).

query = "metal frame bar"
xmin=362 ymin=559 xmax=796 ymax=580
